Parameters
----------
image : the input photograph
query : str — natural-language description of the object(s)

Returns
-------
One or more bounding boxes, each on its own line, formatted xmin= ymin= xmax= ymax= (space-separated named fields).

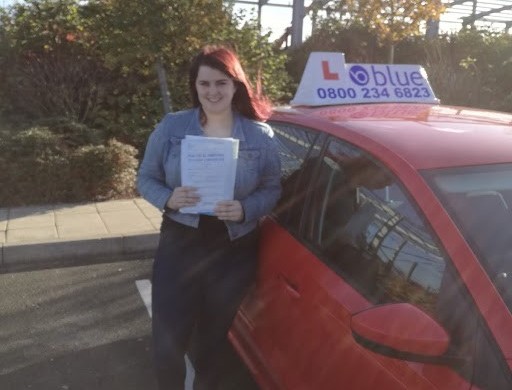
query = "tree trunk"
xmin=155 ymin=56 xmax=171 ymax=113
xmin=388 ymin=44 xmax=395 ymax=64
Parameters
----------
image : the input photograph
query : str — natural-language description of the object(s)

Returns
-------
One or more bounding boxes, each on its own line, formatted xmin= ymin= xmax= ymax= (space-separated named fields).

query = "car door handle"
xmin=278 ymin=274 xmax=301 ymax=299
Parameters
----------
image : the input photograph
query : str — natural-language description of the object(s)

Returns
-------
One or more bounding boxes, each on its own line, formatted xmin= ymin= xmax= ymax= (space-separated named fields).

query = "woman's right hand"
xmin=166 ymin=186 xmax=200 ymax=210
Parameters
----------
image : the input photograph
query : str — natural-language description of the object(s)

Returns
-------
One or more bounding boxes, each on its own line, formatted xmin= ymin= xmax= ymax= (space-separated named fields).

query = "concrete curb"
xmin=0 ymin=232 xmax=159 ymax=273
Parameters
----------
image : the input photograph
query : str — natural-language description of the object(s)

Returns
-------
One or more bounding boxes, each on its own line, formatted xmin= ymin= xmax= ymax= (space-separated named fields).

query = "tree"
xmin=85 ymin=0 xmax=227 ymax=112
xmin=88 ymin=0 xmax=291 ymax=111
xmin=0 ymin=0 xmax=291 ymax=148
xmin=0 ymin=0 xmax=108 ymax=123
xmin=210 ymin=7 xmax=293 ymax=104
xmin=321 ymin=0 xmax=445 ymax=63
xmin=424 ymin=29 xmax=512 ymax=112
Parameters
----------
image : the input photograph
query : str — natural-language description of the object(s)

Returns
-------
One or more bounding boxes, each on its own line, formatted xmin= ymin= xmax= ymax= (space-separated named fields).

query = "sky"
xmin=0 ymin=0 xmax=16 ymax=7
xmin=232 ymin=0 xmax=313 ymax=41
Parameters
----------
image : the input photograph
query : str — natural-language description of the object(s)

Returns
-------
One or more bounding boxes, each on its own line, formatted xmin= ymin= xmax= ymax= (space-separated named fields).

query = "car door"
xmin=238 ymin=129 xmax=476 ymax=389
xmin=238 ymin=124 xmax=437 ymax=389
xmin=288 ymin=135 xmax=496 ymax=389
xmin=247 ymin=133 xmax=415 ymax=389
xmin=253 ymin=134 xmax=457 ymax=389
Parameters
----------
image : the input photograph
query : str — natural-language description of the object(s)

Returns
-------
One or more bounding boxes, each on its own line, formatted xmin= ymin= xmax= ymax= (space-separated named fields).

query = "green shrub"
xmin=35 ymin=117 xmax=106 ymax=146
xmin=0 ymin=125 xmax=138 ymax=207
xmin=69 ymin=139 xmax=138 ymax=201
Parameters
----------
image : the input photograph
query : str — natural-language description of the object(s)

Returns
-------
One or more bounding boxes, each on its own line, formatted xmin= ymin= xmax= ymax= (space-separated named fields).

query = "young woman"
xmin=137 ymin=45 xmax=281 ymax=390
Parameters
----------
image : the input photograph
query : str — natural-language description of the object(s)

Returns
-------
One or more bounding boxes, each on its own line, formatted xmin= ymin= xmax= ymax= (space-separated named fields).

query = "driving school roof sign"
xmin=291 ymin=52 xmax=439 ymax=106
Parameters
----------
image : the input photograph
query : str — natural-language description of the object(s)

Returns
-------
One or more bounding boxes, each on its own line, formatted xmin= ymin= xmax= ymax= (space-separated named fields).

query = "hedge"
xmin=0 ymin=124 xmax=138 ymax=207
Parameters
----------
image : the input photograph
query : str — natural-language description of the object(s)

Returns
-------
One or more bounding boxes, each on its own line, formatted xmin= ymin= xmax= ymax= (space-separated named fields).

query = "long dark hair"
xmin=189 ymin=45 xmax=271 ymax=121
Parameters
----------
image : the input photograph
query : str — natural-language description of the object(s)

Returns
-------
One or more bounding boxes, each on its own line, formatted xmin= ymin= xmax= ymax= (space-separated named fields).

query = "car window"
xmin=423 ymin=164 xmax=512 ymax=313
xmin=306 ymin=137 xmax=445 ymax=314
xmin=269 ymin=122 xmax=322 ymax=232
xmin=302 ymin=136 xmax=512 ymax=389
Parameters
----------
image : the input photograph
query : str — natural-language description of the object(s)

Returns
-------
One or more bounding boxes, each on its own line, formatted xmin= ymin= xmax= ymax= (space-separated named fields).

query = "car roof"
xmin=271 ymin=103 xmax=512 ymax=170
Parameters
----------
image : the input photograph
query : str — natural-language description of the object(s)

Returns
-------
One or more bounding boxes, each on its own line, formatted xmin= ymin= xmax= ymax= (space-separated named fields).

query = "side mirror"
xmin=351 ymin=303 xmax=450 ymax=362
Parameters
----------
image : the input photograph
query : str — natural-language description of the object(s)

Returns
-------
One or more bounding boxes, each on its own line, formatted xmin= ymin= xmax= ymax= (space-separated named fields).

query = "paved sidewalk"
xmin=0 ymin=198 xmax=161 ymax=272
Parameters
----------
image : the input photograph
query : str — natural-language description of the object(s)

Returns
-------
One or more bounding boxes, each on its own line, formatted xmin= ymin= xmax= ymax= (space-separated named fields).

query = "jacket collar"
xmin=187 ymin=107 xmax=246 ymax=142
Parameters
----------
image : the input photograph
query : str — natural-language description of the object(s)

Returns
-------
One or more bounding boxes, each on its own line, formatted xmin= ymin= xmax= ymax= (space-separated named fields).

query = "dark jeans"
xmin=152 ymin=215 xmax=258 ymax=390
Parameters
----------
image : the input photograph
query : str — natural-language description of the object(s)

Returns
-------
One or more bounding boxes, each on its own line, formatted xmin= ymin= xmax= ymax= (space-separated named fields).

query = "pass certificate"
xmin=180 ymin=135 xmax=239 ymax=214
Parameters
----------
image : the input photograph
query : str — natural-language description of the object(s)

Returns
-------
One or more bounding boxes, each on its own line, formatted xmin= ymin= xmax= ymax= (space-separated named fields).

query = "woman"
xmin=137 ymin=45 xmax=281 ymax=390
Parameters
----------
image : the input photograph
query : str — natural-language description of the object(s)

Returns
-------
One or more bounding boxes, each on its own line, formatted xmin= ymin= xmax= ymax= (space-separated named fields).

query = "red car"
xmin=228 ymin=53 xmax=512 ymax=389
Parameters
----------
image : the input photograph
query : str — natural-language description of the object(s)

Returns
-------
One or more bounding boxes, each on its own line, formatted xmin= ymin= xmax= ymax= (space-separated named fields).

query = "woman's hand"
xmin=214 ymin=200 xmax=244 ymax=222
xmin=166 ymin=187 xmax=200 ymax=210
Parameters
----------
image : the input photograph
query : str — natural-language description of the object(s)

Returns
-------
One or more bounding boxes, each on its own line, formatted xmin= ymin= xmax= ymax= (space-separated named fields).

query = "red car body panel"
xmin=228 ymin=103 xmax=512 ymax=388
xmin=232 ymin=220 xmax=472 ymax=389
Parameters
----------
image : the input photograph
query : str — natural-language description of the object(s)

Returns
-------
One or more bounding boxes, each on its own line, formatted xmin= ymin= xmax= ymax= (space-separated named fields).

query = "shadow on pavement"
xmin=0 ymin=336 xmax=259 ymax=390
xmin=0 ymin=337 xmax=157 ymax=390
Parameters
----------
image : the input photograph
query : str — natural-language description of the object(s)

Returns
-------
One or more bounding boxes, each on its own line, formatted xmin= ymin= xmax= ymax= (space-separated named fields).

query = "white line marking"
xmin=184 ymin=355 xmax=194 ymax=389
xmin=136 ymin=279 xmax=152 ymax=317
xmin=136 ymin=279 xmax=195 ymax=389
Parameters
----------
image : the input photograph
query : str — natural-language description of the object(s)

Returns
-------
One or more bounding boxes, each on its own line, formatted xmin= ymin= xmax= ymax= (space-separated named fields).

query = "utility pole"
xmin=258 ymin=0 xmax=269 ymax=30
xmin=291 ymin=0 xmax=304 ymax=48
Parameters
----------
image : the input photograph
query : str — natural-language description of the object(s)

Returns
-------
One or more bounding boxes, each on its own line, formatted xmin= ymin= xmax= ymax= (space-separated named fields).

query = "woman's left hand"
xmin=214 ymin=200 xmax=244 ymax=222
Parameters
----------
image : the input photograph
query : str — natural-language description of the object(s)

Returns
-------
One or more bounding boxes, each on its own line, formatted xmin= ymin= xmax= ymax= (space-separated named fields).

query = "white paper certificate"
xmin=180 ymin=135 xmax=239 ymax=214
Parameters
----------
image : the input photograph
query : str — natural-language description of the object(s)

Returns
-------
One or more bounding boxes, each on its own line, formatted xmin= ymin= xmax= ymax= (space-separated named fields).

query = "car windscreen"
xmin=423 ymin=163 xmax=512 ymax=313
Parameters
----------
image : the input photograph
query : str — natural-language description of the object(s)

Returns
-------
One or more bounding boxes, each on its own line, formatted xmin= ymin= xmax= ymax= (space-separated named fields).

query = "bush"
xmin=69 ymin=139 xmax=138 ymax=201
xmin=0 ymin=124 xmax=138 ymax=207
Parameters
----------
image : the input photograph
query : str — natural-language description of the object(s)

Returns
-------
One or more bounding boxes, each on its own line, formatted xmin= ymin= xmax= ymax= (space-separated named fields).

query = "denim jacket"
xmin=137 ymin=108 xmax=282 ymax=240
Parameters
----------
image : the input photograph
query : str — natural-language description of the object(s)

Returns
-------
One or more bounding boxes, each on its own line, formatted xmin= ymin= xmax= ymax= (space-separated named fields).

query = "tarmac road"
xmin=0 ymin=259 xmax=257 ymax=390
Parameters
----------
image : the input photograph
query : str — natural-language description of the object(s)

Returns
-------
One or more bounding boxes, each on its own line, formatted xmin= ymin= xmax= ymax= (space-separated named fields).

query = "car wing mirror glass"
xmin=351 ymin=303 xmax=451 ymax=362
